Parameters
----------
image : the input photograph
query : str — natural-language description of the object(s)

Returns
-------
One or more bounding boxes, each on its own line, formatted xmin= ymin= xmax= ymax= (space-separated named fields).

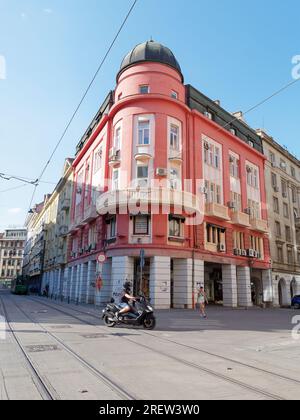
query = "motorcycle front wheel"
xmin=143 ymin=315 xmax=156 ymax=330
xmin=103 ymin=314 xmax=116 ymax=328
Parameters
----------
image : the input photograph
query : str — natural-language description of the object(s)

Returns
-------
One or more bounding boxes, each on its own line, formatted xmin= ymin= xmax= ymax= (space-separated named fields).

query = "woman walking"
xmin=197 ymin=287 xmax=208 ymax=319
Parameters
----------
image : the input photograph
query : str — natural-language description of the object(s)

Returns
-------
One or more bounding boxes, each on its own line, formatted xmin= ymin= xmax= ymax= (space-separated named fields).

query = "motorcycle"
xmin=102 ymin=294 xmax=156 ymax=330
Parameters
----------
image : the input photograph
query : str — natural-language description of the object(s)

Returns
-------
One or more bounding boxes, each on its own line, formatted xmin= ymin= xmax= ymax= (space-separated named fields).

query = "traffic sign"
xmin=98 ymin=253 xmax=106 ymax=264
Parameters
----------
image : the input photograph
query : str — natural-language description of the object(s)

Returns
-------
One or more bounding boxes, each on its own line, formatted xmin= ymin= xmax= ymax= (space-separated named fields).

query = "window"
xmin=286 ymin=226 xmax=292 ymax=242
xmin=171 ymin=90 xmax=178 ymax=99
xmin=283 ymin=203 xmax=289 ymax=218
xmin=275 ymin=221 xmax=281 ymax=238
xmin=229 ymin=128 xmax=236 ymax=136
xmin=204 ymin=140 xmax=220 ymax=169
xmin=170 ymin=124 xmax=180 ymax=151
xmin=107 ymin=216 xmax=116 ymax=239
xmin=170 ymin=168 xmax=181 ymax=190
xmin=169 ymin=216 xmax=183 ymax=238
xmin=250 ymin=236 xmax=263 ymax=256
xmin=230 ymin=191 xmax=241 ymax=211
xmin=205 ymin=181 xmax=221 ymax=204
xmin=248 ymin=199 xmax=260 ymax=219
xmin=137 ymin=164 xmax=149 ymax=187
xmin=138 ymin=120 xmax=150 ymax=145
xmin=271 ymin=173 xmax=278 ymax=189
xmin=233 ymin=231 xmax=245 ymax=249
xmin=246 ymin=166 xmax=259 ymax=188
xmin=114 ymin=126 xmax=121 ymax=150
xmin=281 ymin=180 xmax=288 ymax=198
xmin=112 ymin=169 xmax=119 ymax=191
xmin=273 ymin=197 xmax=279 ymax=214
xmin=292 ymin=186 xmax=297 ymax=203
xmin=206 ymin=224 xmax=226 ymax=247
xmin=291 ymin=166 xmax=296 ymax=178
xmin=139 ymin=85 xmax=149 ymax=94
xmin=93 ymin=147 xmax=103 ymax=173
xmin=269 ymin=151 xmax=276 ymax=164
xmin=133 ymin=215 xmax=150 ymax=235
xmin=287 ymin=247 xmax=294 ymax=265
xmin=204 ymin=110 xmax=214 ymax=120
xmin=229 ymin=155 xmax=240 ymax=178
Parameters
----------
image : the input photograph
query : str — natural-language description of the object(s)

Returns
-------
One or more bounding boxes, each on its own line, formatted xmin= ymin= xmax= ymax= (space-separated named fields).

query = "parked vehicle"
xmin=292 ymin=295 xmax=300 ymax=309
xmin=102 ymin=294 xmax=156 ymax=330
xmin=11 ymin=278 xmax=28 ymax=295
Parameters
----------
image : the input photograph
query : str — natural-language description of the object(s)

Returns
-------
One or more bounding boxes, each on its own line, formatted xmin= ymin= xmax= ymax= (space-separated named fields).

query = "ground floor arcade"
xmin=40 ymin=256 xmax=290 ymax=310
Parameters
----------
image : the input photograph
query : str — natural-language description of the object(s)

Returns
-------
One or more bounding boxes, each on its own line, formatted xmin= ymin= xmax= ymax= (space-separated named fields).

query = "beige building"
xmin=258 ymin=129 xmax=300 ymax=306
xmin=0 ymin=228 xmax=26 ymax=285
xmin=23 ymin=159 xmax=73 ymax=294
xmin=41 ymin=159 xmax=74 ymax=296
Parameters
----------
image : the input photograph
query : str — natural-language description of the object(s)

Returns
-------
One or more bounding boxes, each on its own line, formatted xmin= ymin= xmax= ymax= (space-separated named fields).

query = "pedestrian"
xmin=197 ymin=287 xmax=208 ymax=319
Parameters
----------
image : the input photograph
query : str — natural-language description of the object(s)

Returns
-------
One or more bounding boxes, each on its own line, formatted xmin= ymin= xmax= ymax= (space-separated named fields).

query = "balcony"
xmin=250 ymin=218 xmax=269 ymax=233
xmin=82 ymin=203 xmax=98 ymax=224
xmin=205 ymin=203 xmax=230 ymax=221
xmin=96 ymin=187 xmax=202 ymax=217
xmin=135 ymin=145 xmax=152 ymax=162
xmin=108 ymin=148 xmax=121 ymax=167
xmin=169 ymin=148 xmax=183 ymax=164
xmin=61 ymin=198 xmax=70 ymax=211
xmin=231 ymin=211 xmax=250 ymax=227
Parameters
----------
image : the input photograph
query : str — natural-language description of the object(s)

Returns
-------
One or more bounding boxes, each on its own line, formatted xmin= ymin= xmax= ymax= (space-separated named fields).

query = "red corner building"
xmin=65 ymin=41 xmax=271 ymax=309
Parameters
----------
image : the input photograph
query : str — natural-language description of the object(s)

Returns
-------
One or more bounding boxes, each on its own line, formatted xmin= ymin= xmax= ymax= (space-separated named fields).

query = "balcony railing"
xmin=169 ymin=148 xmax=183 ymax=163
xmin=250 ymin=218 xmax=268 ymax=233
xmin=82 ymin=203 xmax=98 ymax=224
xmin=205 ymin=202 xmax=230 ymax=221
xmin=231 ymin=211 xmax=250 ymax=227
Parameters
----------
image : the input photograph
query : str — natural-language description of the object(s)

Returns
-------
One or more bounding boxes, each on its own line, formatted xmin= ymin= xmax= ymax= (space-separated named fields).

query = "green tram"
xmin=11 ymin=277 xmax=28 ymax=295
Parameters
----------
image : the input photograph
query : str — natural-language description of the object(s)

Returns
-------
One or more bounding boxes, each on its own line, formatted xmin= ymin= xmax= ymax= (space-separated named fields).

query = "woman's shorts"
xmin=119 ymin=303 xmax=130 ymax=310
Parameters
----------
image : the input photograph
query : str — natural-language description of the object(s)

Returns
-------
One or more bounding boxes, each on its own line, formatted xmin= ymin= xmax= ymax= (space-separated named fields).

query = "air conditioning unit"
xmin=156 ymin=168 xmax=168 ymax=177
xmin=241 ymin=250 xmax=247 ymax=257
xmin=218 ymin=244 xmax=226 ymax=253
xmin=247 ymin=249 xmax=255 ymax=258
xmin=234 ymin=248 xmax=242 ymax=256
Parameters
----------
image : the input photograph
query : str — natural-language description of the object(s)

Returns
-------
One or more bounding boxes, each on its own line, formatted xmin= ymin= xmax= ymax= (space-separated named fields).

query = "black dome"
xmin=117 ymin=41 xmax=183 ymax=81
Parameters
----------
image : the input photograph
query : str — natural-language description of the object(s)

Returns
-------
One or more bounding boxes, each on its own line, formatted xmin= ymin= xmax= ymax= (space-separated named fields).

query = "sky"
xmin=0 ymin=0 xmax=299 ymax=229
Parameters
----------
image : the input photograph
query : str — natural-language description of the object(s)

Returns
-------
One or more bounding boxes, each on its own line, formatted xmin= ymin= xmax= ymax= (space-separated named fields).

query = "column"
xmin=173 ymin=259 xmax=192 ymax=309
xmin=295 ymin=276 xmax=300 ymax=295
xmin=111 ymin=256 xmax=134 ymax=302
xmin=222 ymin=264 xmax=238 ymax=308
xmin=262 ymin=269 xmax=273 ymax=305
xmin=70 ymin=266 xmax=77 ymax=301
xmin=150 ymin=256 xmax=171 ymax=309
xmin=86 ymin=260 xmax=97 ymax=304
xmin=79 ymin=263 xmax=88 ymax=303
xmin=75 ymin=265 xmax=82 ymax=302
xmin=237 ymin=266 xmax=252 ymax=307
xmin=272 ymin=274 xmax=280 ymax=307
xmin=95 ymin=259 xmax=113 ymax=307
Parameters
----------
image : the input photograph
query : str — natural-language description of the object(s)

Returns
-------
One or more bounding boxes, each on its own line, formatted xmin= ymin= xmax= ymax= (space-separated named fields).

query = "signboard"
xmin=98 ymin=253 xmax=106 ymax=264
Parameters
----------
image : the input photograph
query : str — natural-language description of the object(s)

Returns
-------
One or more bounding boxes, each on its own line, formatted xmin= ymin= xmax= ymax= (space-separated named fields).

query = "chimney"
xmin=232 ymin=111 xmax=245 ymax=122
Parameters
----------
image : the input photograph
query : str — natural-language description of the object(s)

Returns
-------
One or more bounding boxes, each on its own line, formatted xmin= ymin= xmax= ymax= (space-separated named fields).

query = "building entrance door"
xmin=134 ymin=258 xmax=150 ymax=299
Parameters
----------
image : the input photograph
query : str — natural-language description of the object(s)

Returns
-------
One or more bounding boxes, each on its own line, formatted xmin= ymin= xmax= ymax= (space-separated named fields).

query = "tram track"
xmin=24 ymin=296 xmax=300 ymax=400
xmin=0 ymin=295 xmax=57 ymax=400
xmin=6 ymin=295 xmax=136 ymax=401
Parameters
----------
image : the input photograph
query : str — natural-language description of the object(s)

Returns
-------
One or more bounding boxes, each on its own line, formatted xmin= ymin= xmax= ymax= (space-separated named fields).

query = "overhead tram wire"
xmin=27 ymin=0 xmax=138 ymax=212
xmin=0 ymin=184 xmax=30 ymax=194
xmin=219 ymin=76 xmax=300 ymax=132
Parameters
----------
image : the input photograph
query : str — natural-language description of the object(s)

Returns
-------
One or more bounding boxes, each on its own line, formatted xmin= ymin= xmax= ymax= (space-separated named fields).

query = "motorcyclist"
xmin=115 ymin=282 xmax=137 ymax=320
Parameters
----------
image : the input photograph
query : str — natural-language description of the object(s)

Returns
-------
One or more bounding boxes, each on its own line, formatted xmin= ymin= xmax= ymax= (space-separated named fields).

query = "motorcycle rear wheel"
xmin=104 ymin=314 xmax=116 ymax=328
xmin=143 ymin=316 xmax=156 ymax=330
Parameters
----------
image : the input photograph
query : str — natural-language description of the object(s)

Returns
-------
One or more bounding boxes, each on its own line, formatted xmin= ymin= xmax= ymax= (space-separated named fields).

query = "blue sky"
xmin=0 ymin=0 xmax=299 ymax=228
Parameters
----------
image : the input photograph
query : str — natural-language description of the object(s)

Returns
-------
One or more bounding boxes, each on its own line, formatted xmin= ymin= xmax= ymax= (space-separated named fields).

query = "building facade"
xmin=257 ymin=129 xmax=300 ymax=306
xmin=23 ymin=160 xmax=74 ymax=294
xmin=0 ymin=228 xmax=26 ymax=285
xmin=60 ymin=41 xmax=272 ymax=309
xmin=41 ymin=159 xmax=74 ymax=297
